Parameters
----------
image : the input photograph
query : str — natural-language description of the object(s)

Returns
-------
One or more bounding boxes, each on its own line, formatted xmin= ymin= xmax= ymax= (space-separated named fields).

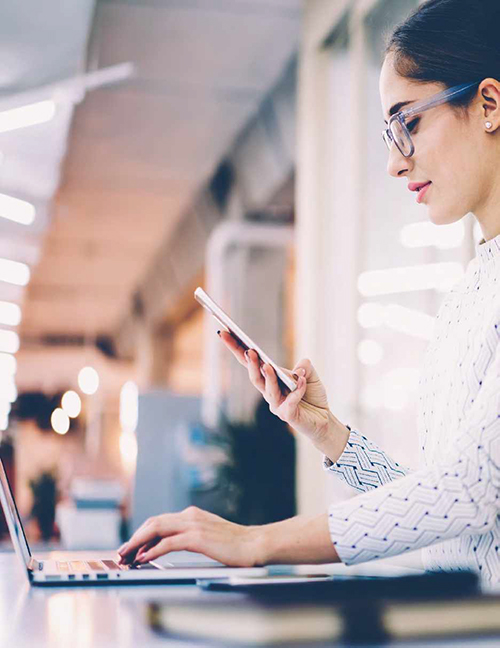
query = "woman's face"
xmin=379 ymin=53 xmax=494 ymax=226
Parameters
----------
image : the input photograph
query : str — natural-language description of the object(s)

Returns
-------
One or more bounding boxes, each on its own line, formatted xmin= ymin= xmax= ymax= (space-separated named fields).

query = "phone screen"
xmin=194 ymin=287 xmax=297 ymax=392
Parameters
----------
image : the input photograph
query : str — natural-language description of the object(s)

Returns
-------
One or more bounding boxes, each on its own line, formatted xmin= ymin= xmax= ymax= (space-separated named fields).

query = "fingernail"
xmin=299 ymin=368 xmax=306 ymax=377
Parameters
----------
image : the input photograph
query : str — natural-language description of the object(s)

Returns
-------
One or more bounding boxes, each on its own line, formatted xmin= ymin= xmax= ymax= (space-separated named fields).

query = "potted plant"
xmin=29 ymin=470 xmax=58 ymax=541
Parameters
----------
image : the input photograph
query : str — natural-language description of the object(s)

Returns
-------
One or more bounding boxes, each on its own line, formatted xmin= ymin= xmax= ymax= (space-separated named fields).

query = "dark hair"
xmin=386 ymin=0 xmax=500 ymax=110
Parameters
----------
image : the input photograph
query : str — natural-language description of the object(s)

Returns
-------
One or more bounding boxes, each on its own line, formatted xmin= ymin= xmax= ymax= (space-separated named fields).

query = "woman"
xmin=118 ymin=0 xmax=500 ymax=585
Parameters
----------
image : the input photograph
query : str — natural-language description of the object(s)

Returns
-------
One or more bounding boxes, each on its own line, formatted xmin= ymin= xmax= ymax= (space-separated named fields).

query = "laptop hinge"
xmin=28 ymin=557 xmax=41 ymax=571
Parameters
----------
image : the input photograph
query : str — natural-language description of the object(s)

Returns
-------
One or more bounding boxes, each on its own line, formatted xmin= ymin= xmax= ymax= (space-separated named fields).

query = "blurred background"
xmin=0 ymin=0 xmax=481 ymax=558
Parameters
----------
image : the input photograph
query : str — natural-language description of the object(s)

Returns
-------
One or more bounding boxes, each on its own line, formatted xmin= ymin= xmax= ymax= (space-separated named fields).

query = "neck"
xmin=473 ymin=175 xmax=500 ymax=243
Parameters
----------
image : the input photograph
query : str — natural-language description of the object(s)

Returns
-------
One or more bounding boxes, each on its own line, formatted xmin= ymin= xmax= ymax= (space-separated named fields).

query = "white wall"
xmin=295 ymin=0 xmax=360 ymax=515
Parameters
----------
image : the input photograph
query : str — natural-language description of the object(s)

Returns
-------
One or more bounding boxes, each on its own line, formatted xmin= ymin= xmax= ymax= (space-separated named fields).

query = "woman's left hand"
xmin=117 ymin=506 xmax=261 ymax=567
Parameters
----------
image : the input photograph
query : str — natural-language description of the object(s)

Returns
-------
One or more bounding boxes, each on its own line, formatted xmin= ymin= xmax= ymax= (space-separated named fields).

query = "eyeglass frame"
xmin=382 ymin=81 xmax=480 ymax=158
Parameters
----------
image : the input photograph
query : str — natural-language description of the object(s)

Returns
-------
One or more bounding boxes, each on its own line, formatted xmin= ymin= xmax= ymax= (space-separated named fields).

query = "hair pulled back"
xmin=386 ymin=0 xmax=500 ymax=109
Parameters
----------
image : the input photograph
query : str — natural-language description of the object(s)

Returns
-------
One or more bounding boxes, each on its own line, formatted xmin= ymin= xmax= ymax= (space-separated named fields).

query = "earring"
xmin=485 ymin=121 xmax=493 ymax=129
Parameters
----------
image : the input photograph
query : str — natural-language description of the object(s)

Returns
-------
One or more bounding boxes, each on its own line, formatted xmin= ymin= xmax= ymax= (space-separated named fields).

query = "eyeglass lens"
xmin=390 ymin=120 xmax=412 ymax=156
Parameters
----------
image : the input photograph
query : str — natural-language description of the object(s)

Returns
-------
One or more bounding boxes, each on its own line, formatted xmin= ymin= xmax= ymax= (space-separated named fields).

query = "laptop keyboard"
xmin=54 ymin=559 xmax=160 ymax=572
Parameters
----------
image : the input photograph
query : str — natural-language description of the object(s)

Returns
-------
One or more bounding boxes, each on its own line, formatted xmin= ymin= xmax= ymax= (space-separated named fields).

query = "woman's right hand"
xmin=218 ymin=330 xmax=349 ymax=458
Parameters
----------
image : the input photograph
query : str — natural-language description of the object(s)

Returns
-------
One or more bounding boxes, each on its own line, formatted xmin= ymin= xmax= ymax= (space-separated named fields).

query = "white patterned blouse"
xmin=324 ymin=232 xmax=500 ymax=587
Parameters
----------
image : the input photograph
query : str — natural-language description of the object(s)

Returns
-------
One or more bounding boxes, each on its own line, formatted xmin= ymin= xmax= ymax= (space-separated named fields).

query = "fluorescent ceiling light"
xmin=0 ymin=193 xmax=35 ymax=226
xmin=384 ymin=304 xmax=435 ymax=341
xmin=400 ymin=221 xmax=464 ymax=250
xmin=0 ymin=258 xmax=30 ymax=286
xmin=0 ymin=374 xmax=17 ymax=403
xmin=7 ymin=384 xmax=16 ymax=403
xmin=0 ymin=100 xmax=56 ymax=135
xmin=357 ymin=262 xmax=463 ymax=296
xmin=357 ymin=339 xmax=384 ymax=366
xmin=0 ymin=353 xmax=16 ymax=375
xmin=0 ymin=400 xmax=11 ymax=415
xmin=0 ymin=330 xmax=19 ymax=354
xmin=0 ymin=301 xmax=21 ymax=326
xmin=357 ymin=302 xmax=435 ymax=340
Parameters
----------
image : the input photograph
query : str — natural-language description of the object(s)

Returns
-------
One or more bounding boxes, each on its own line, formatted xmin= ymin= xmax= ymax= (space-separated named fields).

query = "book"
xmin=146 ymin=570 xmax=500 ymax=645
xmin=148 ymin=599 xmax=344 ymax=645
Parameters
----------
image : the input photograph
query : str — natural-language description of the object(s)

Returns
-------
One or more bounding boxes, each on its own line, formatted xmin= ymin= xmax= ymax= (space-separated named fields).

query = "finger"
xmin=283 ymin=375 xmax=307 ymax=409
xmin=117 ymin=521 xmax=148 ymax=554
xmin=291 ymin=359 xmax=320 ymax=383
xmin=136 ymin=539 xmax=159 ymax=561
xmin=118 ymin=548 xmax=138 ymax=565
xmin=119 ymin=515 xmax=184 ymax=559
xmin=262 ymin=364 xmax=284 ymax=405
xmin=218 ymin=330 xmax=248 ymax=366
xmin=119 ymin=538 xmax=158 ymax=564
xmin=119 ymin=528 xmax=160 ymax=559
xmin=138 ymin=533 xmax=195 ymax=563
xmin=245 ymin=348 xmax=265 ymax=392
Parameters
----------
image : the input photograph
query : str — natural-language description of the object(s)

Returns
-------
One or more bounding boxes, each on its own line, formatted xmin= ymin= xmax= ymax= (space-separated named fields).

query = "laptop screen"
xmin=0 ymin=457 xmax=31 ymax=568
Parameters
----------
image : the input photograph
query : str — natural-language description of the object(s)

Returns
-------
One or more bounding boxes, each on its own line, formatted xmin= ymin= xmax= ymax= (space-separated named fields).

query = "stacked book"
xmin=145 ymin=570 xmax=500 ymax=645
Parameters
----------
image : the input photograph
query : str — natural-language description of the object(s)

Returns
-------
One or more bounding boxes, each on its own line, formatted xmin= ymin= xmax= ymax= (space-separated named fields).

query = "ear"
xmin=479 ymin=78 xmax=500 ymax=132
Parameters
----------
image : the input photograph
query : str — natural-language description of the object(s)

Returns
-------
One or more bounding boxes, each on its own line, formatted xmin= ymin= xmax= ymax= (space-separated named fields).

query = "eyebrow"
xmin=384 ymin=100 xmax=414 ymax=124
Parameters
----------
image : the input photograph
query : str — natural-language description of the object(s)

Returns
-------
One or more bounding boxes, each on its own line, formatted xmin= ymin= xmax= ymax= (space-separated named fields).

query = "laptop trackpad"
xmin=156 ymin=551 xmax=223 ymax=568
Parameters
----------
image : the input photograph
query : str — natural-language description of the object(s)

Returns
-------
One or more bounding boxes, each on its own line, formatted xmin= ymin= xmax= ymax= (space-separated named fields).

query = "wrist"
xmin=313 ymin=413 xmax=351 ymax=463
xmin=250 ymin=525 xmax=268 ymax=566
xmin=251 ymin=514 xmax=341 ymax=566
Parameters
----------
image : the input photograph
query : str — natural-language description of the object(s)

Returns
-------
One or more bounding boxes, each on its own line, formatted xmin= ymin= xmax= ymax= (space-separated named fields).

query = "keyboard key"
xmin=70 ymin=561 xmax=88 ymax=572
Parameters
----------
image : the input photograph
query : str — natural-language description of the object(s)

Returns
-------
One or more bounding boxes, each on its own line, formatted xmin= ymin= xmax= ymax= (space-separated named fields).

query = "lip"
xmin=408 ymin=181 xmax=432 ymax=204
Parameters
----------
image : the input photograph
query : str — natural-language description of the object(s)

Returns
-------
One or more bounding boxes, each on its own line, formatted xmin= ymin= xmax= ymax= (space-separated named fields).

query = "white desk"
xmin=1 ymin=550 xmax=500 ymax=648
xmin=0 ymin=551 xmax=216 ymax=648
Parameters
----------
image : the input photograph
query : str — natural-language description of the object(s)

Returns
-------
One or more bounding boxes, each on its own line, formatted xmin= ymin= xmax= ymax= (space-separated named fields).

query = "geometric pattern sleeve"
xmin=327 ymin=323 xmax=500 ymax=567
xmin=323 ymin=425 xmax=409 ymax=493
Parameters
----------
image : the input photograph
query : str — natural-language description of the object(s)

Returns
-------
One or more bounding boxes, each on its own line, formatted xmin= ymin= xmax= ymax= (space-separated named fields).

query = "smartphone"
xmin=197 ymin=574 xmax=335 ymax=590
xmin=194 ymin=287 xmax=297 ymax=392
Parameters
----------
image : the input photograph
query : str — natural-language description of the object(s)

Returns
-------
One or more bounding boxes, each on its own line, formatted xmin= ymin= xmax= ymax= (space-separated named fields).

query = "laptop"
xmin=0 ymin=457 xmax=268 ymax=585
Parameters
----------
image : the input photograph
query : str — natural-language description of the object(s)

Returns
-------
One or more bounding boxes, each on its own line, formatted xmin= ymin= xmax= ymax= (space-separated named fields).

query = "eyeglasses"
xmin=382 ymin=81 xmax=480 ymax=158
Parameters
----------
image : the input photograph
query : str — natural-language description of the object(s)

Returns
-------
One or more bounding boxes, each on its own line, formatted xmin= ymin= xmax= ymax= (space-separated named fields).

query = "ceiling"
xmin=0 ymin=0 xmax=95 ymax=311
xmin=16 ymin=0 xmax=301 ymax=341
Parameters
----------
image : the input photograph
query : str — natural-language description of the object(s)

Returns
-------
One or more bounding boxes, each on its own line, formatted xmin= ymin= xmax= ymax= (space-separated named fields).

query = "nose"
xmin=386 ymin=143 xmax=412 ymax=178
